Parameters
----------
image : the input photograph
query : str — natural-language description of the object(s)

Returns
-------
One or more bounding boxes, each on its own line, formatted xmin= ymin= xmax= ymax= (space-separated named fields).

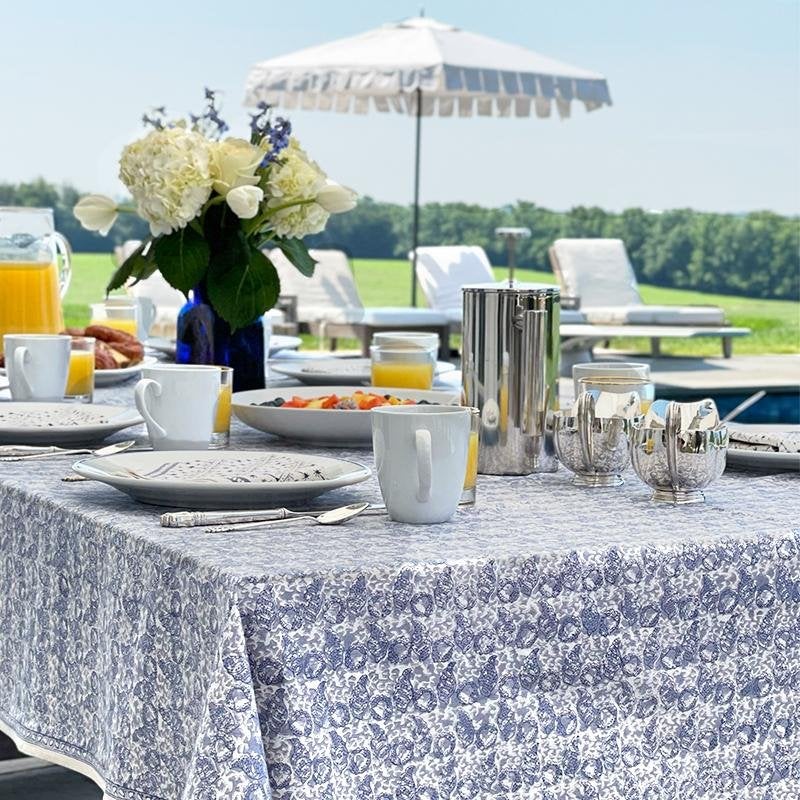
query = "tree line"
xmin=2 ymin=179 xmax=798 ymax=300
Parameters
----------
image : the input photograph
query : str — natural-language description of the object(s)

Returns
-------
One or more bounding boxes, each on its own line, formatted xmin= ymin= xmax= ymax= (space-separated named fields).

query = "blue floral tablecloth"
xmin=1 ymin=385 xmax=799 ymax=800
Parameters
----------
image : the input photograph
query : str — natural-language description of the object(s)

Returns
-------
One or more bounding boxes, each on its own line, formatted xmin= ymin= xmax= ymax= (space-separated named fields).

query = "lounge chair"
xmin=549 ymin=238 xmax=746 ymax=357
xmin=269 ymin=248 xmax=451 ymax=356
xmin=412 ymin=245 xmax=587 ymax=329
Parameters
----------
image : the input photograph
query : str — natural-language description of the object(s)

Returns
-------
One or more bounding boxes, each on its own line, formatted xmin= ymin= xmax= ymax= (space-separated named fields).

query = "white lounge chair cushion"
xmin=359 ymin=307 xmax=449 ymax=326
xmin=128 ymin=271 xmax=188 ymax=311
xmin=269 ymin=249 xmax=363 ymax=324
xmin=560 ymin=309 xmax=588 ymax=324
xmin=413 ymin=246 xmax=495 ymax=311
xmin=551 ymin=239 xmax=642 ymax=307
xmin=583 ymin=305 xmax=725 ymax=326
xmin=300 ymin=306 xmax=366 ymax=326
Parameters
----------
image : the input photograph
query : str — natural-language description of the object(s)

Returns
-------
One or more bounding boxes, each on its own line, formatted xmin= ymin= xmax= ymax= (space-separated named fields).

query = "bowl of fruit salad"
xmin=232 ymin=386 xmax=461 ymax=446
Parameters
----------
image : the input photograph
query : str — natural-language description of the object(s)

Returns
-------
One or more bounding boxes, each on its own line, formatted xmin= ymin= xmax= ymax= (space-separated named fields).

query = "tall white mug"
xmin=3 ymin=334 xmax=71 ymax=401
xmin=372 ymin=405 xmax=470 ymax=524
xmin=135 ymin=365 xmax=221 ymax=450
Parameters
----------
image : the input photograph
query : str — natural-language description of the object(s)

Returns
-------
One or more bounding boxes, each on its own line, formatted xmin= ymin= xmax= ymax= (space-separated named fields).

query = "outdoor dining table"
xmin=0 ymin=383 xmax=798 ymax=800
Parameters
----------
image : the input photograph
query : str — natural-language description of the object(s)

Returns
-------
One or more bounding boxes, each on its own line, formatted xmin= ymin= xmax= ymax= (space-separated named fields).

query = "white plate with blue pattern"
xmin=0 ymin=403 xmax=143 ymax=445
xmin=73 ymin=449 xmax=371 ymax=508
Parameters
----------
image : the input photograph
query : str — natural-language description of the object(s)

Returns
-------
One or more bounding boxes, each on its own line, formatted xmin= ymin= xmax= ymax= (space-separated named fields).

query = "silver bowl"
xmin=631 ymin=425 xmax=728 ymax=504
xmin=554 ymin=412 xmax=639 ymax=487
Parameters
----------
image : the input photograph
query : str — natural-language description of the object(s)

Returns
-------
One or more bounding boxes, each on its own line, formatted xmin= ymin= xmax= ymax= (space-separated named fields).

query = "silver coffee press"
xmin=462 ymin=282 xmax=560 ymax=475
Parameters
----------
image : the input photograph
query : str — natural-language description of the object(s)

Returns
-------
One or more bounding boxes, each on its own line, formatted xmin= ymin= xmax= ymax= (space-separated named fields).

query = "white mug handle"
xmin=12 ymin=347 xmax=33 ymax=399
xmin=134 ymin=378 xmax=167 ymax=440
xmin=415 ymin=429 xmax=433 ymax=503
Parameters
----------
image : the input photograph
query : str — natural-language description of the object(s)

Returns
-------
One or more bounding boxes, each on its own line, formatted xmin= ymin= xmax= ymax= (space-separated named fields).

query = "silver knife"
xmin=161 ymin=504 xmax=386 ymax=528
xmin=1 ymin=440 xmax=137 ymax=462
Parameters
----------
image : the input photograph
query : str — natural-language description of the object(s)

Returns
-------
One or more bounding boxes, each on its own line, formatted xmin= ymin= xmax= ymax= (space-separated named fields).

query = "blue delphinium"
xmin=249 ymin=101 xmax=292 ymax=165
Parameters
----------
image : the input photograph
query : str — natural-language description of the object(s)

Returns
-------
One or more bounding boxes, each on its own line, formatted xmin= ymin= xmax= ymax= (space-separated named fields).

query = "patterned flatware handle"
xmin=160 ymin=508 xmax=291 ymax=527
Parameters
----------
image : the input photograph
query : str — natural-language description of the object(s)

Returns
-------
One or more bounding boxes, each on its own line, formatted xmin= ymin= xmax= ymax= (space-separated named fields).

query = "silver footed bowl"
xmin=631 ymin=425 xmax=728 ymax=504
xmin=554 ymin=412 xmax=639 ymax=488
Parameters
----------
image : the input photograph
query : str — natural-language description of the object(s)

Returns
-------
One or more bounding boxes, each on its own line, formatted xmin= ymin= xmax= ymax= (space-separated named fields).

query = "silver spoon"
xmin=1 ymin=439 xmax=137 ymax=462
xmin=203 ymin=502 xmax=370 ymax=533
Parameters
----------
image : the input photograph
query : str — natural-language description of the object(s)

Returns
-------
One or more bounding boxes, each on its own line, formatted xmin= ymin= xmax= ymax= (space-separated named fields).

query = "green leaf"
xmin=206 ymin=245 xmax=280 ymax=331
xmin=153 ymin=226 xmax=209 ymax=294
xmin=106 ymin=240 xmax=152 ymax=293
xmin=276 ymin=237 xmax=316 ymax=277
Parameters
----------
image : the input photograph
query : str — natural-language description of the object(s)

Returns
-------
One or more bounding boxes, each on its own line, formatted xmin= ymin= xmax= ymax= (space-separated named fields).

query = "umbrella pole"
xmin=411 ymin=87 xmax=422 ymax=306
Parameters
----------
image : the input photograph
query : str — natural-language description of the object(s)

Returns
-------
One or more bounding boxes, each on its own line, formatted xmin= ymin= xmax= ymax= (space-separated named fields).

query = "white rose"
xmin=316 ymin=181 xmax=357 ymax=214
xmin=209 ymin=137 xmax=266 ymax=196
xmin=73 ymin=194 xmax=118 ymax=235
xmin=226 ymin=185 xmax=264 ymax=219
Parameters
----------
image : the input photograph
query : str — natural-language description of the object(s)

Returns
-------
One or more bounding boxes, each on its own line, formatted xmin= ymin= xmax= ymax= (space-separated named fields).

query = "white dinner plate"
xmin=94 ymin=356 xmax=159 ymax=386
xmin=0 ymin=403 xmax=143 ymax=445
xmin=73 ymin=449 xmax=371 ymax=508
xmin=726 ymin=423 xmax=800 ymax=472
xmin=145 ymin=336 xmax=302 ymax=359
xmin=233 ymin=385 xmax=461 ymax=446
xmin=269 ymin=358 xmax=457 ymax=386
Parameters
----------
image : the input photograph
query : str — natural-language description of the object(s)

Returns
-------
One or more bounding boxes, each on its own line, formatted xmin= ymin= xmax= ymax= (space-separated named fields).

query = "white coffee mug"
xmin=134 ymin=365 xmax=221 ymax=450
xmin=3 ymin=334 xmax=71 ymax=401
xmin=135 ymin=297 xmax=157 ymax=341
xmin=372 ymin=405 xmax=470 ymax=524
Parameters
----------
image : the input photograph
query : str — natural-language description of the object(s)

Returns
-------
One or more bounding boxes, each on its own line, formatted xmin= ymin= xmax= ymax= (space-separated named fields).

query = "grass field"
xmin=64 ymin=253 xmax=800 ymax=356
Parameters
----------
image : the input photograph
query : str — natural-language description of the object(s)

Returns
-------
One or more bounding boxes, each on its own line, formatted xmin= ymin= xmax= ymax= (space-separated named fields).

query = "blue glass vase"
xmin=175 ymin=282 xmax=266 ymax=392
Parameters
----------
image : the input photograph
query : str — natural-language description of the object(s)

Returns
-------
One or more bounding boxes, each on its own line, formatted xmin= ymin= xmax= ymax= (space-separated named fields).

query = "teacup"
xmin=372 ymin=405 xmax=470 ymax=524
xmin=3 ymin=334 xmax=71 ymax=401
xmin=134 ymin=365 xmax=221 ymax=450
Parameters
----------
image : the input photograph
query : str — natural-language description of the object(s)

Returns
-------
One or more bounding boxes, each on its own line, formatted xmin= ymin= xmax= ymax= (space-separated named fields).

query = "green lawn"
xmin=64 ymin=253 xmax=800 ymax=356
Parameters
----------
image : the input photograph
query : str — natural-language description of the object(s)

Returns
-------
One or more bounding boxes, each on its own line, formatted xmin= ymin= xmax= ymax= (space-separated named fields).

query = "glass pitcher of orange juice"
xmin=0 ymin=207 xmax=72 ymax=354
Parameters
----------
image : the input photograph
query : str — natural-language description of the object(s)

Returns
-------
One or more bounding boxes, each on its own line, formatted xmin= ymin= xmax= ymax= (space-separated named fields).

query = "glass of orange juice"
xmin=577 ymin=376 xmax=654 ymax=414
xmin=210 ymin=367 xmax=233 ymax=449
xmin=90 ymin=300 xmax=139 ymax=338
xmin=573 ymin=363 xmax=654 ymax=412
xmin=370 ymin=332 xmax=438 ymax=390
xmin=461 ymin=407 xmax=480 ymax=504
xmin=65 ymin=336 xmax=95 ymax=403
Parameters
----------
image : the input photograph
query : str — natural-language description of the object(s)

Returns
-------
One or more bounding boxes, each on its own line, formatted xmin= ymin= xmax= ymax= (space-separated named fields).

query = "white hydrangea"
xmin=119 ymin=127 xmax=213 ymax=236
xmin=268 ymin=201 xmax=329 ymax=239
xmin=265 ymin=138 xmax=330 ymax=237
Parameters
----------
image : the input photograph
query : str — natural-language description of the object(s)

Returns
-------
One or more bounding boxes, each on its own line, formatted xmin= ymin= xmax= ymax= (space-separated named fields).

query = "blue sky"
xmin=3 ymin=0 xmax=798 ymax=214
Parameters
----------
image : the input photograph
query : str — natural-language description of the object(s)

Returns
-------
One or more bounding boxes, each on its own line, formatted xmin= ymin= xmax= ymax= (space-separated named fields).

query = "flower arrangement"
xmin=74 ymin=90 xmax=356 ymax=329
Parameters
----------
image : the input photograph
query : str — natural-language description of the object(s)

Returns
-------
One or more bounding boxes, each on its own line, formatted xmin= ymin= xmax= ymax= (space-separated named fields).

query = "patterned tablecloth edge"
xmin=0 ymin=712 xmax=119 ymax=799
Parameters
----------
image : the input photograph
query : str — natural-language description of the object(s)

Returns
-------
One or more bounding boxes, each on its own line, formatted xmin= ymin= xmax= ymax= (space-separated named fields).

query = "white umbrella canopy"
xmin=245 ymin=16 xmax=612 ymax=301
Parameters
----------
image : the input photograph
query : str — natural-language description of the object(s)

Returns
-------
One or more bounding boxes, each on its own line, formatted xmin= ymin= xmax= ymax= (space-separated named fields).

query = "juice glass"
xmin=577 ymin=376 xmax=655 ymax=413
xmin=90 ymin=300 xmax=140 ymax=338
xmin=370 ymin=332 xmax=438 ymax=390
xmin=461 ymin=407 xmax=480 ymax=505
xmin=210 ymin=367 xmax=233 ymax=449
xmin=65 ymin=337 xmax=95 ymax=403
xmin=573 ymin=362 xmax=654 ymax=411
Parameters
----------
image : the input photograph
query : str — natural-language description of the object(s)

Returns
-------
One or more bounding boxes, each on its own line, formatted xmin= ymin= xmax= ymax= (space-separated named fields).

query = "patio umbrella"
xmin=245 ymin=16 xmax=612 ymax=305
